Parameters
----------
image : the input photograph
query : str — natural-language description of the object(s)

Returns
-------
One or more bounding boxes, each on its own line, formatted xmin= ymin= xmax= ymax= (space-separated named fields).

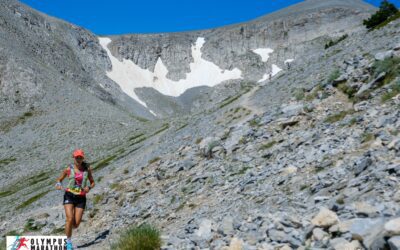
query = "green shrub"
xmin=305 ymin=84 xmax=323 ymax=101
xmin=260 ymin=140 xmax=277 ymax=150
xmin=372 ymin=57 xmax=400 ymax=85
xmin=16 ymin=190 xmax=50 ymax=210
xmin=110 ymin=183 xmax=123 ymax=190
xmin=112 ymin=224 xmax=161 ymax=250
xmin=348 ymin=117 xmax=358 ymax=126
xmin=337 ymin=83 xmax=358 ymax=99
xmin=151 ymin=124 xmax=169 ymax=136
xmin=128 ymin=133 xmax=145 ymax=142
xmin=218 ymin=94 xmax=242 ymax=108
xmin=304 ymin=105 xmax=314 ymax=113
xmin=93 ymin=194 xmax=104 ymax=205
xmin=248 ymin=119 xmax=260 ymax=127
xmin=23 ymin=112 xmax=33 ymax=117
xmin=24 ymin=218 xmax=43 ymax=232
xmin=300 ymin=184 xmax=309 ymax=191
xmin=0 ymin=239 xmax=5 ymax=250
xmin=336 ymin=197 xmax=345 ymax=205
xmin=148 ymin=156 xmax=161 ymax=164
xmin=324 ymin=110 xmax=355 ymax=123
xmin=373 ymin=11 xmax=400 ymax=29
xmin=361 ymin=132 xmax=375 ymax=143
xmin=327 ymin=69 xmax=340 ymax=85
xmin=293 ymin=88 xmax=305 ymax=101
xmin=0 ymin=157 xmax=16 ymax=167
xmin=381 ymin=81 xmax=400 ymax=102
xmin=325 ymin=34 xmax=348 ymax=49
xmin=363 ymin=1 xmax=398 ymax=30
xmin=92 ymin=155 xmax=118 ymax=170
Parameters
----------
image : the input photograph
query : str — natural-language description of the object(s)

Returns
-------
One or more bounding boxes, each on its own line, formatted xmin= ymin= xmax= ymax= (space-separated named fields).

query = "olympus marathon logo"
xmin=6 ymin=236 xmax=67 ymax=250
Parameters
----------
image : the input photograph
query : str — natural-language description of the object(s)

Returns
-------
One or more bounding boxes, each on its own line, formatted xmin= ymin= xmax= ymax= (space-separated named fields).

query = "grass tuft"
xmin=0 ymin=157 xmax=17 ymax=167
xmin=324 ymin=110 xmax=355 ymax=123
xmin=372 ymin=57 xmax=400 ymax=85
xmin=325 ymin=34 xmax=348 ymax=49
xmin=148 ymin=157 xmax=161 ymax=164
xmin=260 ymin=141 xmax=277 ymax=150
xmin=327 ymin=69 xmax=340 ymax=85
xmin=16 ymin=190 xmax=50 ymax=210
xmin=92 ymin=155 xmax=118 ymax=170
xmin=112 ymin=224 xmax=161 ymax=250
xmin=381 ymin=81 xmax=400 ymax=102
xmin=93 ymin=194 xmax=104 ymax=205
xmin=361 ymin=132 xmax=375 ymax=143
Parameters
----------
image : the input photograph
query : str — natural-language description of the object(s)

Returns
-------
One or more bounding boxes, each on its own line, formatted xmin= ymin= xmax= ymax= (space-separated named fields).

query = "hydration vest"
xmin=66 ymin=163 xmax=89 ymax=195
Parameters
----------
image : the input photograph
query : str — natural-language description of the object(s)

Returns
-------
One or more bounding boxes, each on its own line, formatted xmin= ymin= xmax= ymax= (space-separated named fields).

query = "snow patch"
xmin=271 ymin=64 xmax=282 ymax=76
xmin=257 ymin=74 xmax=268 ymax=83
xmin=253 ymin=48 xmax=274 ymax=62
xmin=257 ymin=64 xmax=283 ymax=83
xmin=99 ymin=37 xmax=242 ymax=107
xmin=149 ymin=109 xmax=157 ymax=116
xmin=284 ymin=59 xmax=294 ymax=64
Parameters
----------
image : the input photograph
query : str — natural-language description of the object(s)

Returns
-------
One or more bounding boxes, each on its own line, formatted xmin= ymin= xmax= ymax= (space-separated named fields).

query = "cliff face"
xmin=107 ymin=0 xmax=375 ymax=82
xmin=0 ymin=0 xmax=153 ymax=118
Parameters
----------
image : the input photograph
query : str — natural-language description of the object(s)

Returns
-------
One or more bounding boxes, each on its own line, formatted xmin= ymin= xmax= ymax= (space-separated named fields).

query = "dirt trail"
xmin=239 ymin=84 xmax=265 ymax=116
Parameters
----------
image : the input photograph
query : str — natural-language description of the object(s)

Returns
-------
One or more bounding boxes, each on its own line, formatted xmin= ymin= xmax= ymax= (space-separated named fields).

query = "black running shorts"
xmin=63 ymin=191 xmax=86 ymax=209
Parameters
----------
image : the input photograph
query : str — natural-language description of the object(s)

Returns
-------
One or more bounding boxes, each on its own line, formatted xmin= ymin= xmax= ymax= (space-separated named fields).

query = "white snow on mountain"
xmin=284 ymin=58 xmax=294 ymax=64
xmin=271 ymin=64 xmax=282 ymax=76
xmin=253 ymin=48 xmax=274 ymax=62
xmin=99 ymin=37 xmax=242 ymax=107
xmin=257 ymin=64 xmax=283 ymax=83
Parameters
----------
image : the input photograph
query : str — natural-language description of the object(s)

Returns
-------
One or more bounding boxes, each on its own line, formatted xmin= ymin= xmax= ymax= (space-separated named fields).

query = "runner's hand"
xmin=83 ymin=186 xmax=90 ymax=193
xmin=55 ymin=182 xmax=63 ymax=190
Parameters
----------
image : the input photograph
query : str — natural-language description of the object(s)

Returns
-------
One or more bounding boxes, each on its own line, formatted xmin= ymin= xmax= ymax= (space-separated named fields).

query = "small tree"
xmin=363 ymin=0 xmax=398 ymax=30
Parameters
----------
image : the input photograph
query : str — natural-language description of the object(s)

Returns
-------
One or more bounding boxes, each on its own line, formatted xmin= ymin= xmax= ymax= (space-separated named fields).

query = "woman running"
xmin=55 ymin=149 xmax=95 ymax=250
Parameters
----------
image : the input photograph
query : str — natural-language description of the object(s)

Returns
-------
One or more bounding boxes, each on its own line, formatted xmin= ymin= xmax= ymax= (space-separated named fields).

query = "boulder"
xmin=355 ymin=72 xmax=386 ymax=97
xmin=385 ymin=218 xmax=400 ymax=236
xmin=223 ymin=237 xmax=243 ymax=250
xmin=339 ymin=218 xmax=385 ymax=248
xmin=195 ymin=219 xmax=213 ymax=241
xmin=199 ymin=137 xmax=221 ymax=158
xmin=389 ymin=236 xmax=400 ymax=250
xmin=311 ymin=208 xmax=339 ymax=228
xmin=281 ymin=103 xmax=304 ymax=117
xmin=218 ymin=216 xmax=235 ymax=236
xmin=375 ymin=50 xmax=394 ymax=61
xmin=312 ymin=227 xmax=328 ymax=241
xmin=279 ymin=118 xmax=300 ymax=130
xmin=282 ymin=165 xmax=298 ymax=175
xmin=353 ymin=202 xmax=378 ymax=217
xmin=332 ymin=240 xmax=362 ymax=250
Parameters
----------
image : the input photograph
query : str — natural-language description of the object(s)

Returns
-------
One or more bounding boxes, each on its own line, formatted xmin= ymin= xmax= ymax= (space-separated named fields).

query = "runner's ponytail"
xmin=82 ymin=161 xmax=89 ymax=171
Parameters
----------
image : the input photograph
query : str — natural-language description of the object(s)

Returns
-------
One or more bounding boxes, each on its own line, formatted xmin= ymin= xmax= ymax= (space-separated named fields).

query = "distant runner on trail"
xmin=55 ymin=149 xmax=95 ymax=250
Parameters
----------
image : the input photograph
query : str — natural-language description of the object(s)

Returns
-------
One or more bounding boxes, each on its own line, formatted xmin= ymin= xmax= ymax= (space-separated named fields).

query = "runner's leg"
xmin=74 ymin=207 xmax=84 ymax=228
xmin=64 ymin=204 xmax=75 ymax=238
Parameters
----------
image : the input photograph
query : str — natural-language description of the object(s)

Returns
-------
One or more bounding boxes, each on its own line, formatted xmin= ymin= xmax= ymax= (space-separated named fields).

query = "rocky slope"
xmin=1 ymin=0 xmax=400 ymax=249
xmin=78 ymin=21 xmax=400 ymax=248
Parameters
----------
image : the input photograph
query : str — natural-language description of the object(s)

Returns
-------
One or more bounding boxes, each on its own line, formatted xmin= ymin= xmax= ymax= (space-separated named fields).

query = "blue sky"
xmin=20 ymin=0 xmax=399 ymax=35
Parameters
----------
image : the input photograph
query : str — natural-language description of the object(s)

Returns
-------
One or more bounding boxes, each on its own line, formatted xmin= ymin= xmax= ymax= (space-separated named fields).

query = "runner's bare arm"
xmin=88 ymin=166 xmax=95 ymax=189
xmin=55 ymin=168 xmax=68 ymax=190
xmin=56 ymin=168 xmax=68 ymax=183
